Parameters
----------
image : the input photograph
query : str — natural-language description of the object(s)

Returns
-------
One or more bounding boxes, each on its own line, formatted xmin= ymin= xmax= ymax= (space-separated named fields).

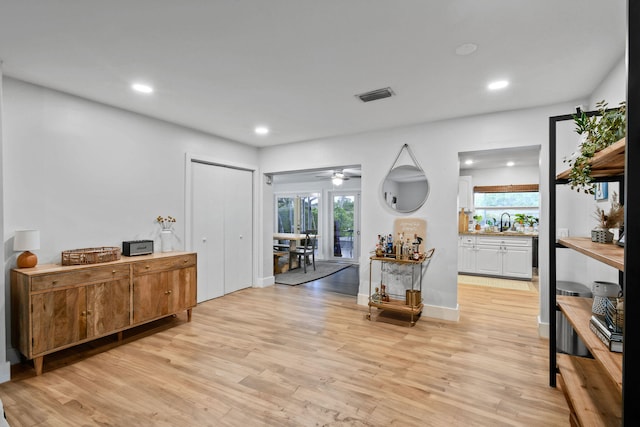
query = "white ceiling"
xmin=459 ymin=145 xmax=540 ymax=171
xmin=0 ymin=1 xmax=626 ymax=148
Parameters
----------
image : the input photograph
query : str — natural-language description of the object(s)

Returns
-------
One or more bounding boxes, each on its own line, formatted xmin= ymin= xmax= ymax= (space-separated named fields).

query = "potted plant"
xmin=485 ymin=218 xmax=493 ymax=232
xmin=473 ymin=215 xmax=482 ymax=231
xmin=592 ymin=192 xmax=623 ymax=243
xmin=514 ymin=213 xmax=527 ymax=231
xmin=525 ymin=215 xmax=539 ymax=232
xmin=566 ymin=100 xmax=626 ymax=194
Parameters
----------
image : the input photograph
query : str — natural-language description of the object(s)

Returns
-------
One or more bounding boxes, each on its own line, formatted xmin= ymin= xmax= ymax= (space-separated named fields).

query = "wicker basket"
xmin=61 ymin=247 xmax=121 ymax=266
xmin=605 ymin=297 xmax=624 ymax=333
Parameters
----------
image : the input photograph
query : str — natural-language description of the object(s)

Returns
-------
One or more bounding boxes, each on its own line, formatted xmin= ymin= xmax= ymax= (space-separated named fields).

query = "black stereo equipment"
xmin=122 ymin=240 xmax=154 ymax=256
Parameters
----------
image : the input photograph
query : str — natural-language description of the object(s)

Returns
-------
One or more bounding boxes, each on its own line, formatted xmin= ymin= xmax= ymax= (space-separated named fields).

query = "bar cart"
xmin=367 ymin=248 xmax=435 ymax=326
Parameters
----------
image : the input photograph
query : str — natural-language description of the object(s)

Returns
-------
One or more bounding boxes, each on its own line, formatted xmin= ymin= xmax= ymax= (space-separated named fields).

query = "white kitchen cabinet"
xmin=458 ymin=235 xmax=476 ymax=273
xmin=502 ymin=245 xmax=534 ymax=278
xmin=476 ymin=244 xmax=502 ymax=276
xmin=458 ymin=176 xmax=473 ymax=211
xmin=457 ymin=234 xmax=533 ymax=279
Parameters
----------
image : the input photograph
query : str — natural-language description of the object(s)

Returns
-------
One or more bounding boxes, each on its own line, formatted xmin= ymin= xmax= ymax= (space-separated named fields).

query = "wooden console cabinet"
xmin=11 ymin=252 xmax=197 ymax=375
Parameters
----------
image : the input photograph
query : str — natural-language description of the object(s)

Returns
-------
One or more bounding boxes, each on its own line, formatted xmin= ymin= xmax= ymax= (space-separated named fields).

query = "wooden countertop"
xmin=460 ymin=231 xmax=537 ymax=237
xmin=12 ymin=251 xmax=196 ymax=275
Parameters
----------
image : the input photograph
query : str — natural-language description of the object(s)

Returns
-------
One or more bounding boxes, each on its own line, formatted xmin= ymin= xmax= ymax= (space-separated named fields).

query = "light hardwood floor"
xmin=0 ymin=283 xmax=569 ymax=426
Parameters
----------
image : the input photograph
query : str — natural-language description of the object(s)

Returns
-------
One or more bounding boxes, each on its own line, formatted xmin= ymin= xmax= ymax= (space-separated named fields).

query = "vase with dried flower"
xmin=591 ymin=192 xmax=623 ymax=243
xmin=157 ymin=215 xmax=176 ymax=252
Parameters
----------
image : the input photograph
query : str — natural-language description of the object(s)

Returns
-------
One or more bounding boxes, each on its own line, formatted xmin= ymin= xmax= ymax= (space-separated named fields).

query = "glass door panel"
xmin=276 ymin=194 xmax=318 ymax=233
xmin=331 ymin=193 xmax=360 ymax=261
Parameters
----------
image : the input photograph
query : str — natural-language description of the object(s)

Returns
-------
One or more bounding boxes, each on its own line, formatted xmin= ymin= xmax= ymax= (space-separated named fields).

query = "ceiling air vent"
xmin=356 ymin=87 xmax=395 ymax=103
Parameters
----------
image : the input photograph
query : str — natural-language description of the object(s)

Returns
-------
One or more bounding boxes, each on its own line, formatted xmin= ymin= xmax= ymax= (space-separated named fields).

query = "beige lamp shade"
xmin=14 ymin=230 xmax=40 ymax=268
xmin=14 ymin=230 xmax=40 ymax=251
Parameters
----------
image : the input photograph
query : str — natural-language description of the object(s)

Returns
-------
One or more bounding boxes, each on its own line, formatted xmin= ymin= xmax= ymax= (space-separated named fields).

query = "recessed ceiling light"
xmin=455 ymin=43 xmax=478 ymax=56
xmin=488 ymin=80 xmax=509 ymax=90
xmin=464 ymin=159 xmax=473 ymax=165
xmin=254 ymin=126 xmax=269 ymax=135
xmin=131 ymin=83 xmax=154 ymax=94
xmin=506 ymin=161 xmax=515 ymax=167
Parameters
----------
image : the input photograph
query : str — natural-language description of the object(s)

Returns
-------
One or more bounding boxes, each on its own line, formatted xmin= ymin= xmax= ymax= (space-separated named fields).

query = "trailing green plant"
xmin=565 ymin=100 xmax=626 ymax=194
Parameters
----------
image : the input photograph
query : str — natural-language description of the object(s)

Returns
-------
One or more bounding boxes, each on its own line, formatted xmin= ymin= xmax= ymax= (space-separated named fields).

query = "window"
xmin=473 ymin=185 xmax=539 ymax=229
xmin=276 ymin=194 xmax=319 ymax=233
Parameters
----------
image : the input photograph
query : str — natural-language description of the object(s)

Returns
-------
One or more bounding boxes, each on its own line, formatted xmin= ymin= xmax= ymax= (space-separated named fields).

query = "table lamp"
xmin=14 ymin=229 xmax=40 ymax=268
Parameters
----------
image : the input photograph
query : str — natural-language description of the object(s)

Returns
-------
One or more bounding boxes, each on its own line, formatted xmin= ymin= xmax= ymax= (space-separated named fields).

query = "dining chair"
xmin=289 ymin=230 xmax=317 ymax=273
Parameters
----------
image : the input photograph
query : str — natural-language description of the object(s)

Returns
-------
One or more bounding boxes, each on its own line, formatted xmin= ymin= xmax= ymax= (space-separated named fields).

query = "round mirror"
xmin=382 ymin=165 xmax=430 ymax=213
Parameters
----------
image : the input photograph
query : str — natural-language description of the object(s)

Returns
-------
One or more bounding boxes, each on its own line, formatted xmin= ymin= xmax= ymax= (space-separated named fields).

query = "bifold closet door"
xmin=192 ymin=162 xmax=225 ymax=302
xmin=191 ymin=161 xmax=253 ymax=303
xmin=223 ymin=167 xmax=253 ymax=294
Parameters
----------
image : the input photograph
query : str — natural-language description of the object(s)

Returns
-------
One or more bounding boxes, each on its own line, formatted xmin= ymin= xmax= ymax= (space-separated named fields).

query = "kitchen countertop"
xmin=460 ymin=231 xmax=538 ymax=237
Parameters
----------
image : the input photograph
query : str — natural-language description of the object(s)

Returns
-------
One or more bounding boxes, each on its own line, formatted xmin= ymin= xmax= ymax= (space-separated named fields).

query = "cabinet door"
xmin=32 ymin=287 xmax=87 ymax=355
xmin=502 ymin=246 xmax=533 ymax=279
xmin=167 ymin=266 xmax=197 ymax=313
xmin=476 ymin=246 xmax=502 ymax=275
xmin=459 ymin=246 xmax=477 ymax=273
xmin=133 ymin=272 xmax=169 ymax=324
xmin=86 ymin=279 xmax=131 ymax=338
xmin=458 ymin=176 xmax=473 ymax=210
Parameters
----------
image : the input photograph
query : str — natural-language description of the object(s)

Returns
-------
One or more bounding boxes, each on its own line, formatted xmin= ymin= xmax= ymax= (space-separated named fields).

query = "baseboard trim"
xmin=255 ymin=276 xmax=275 ymax=288
xmin=0 ymin=361 xmax=10 ymax=384
xmin=538 ymin=316 xmax=550 ymax=338
xmin=423 ymin=303 xmax=460 ymax=322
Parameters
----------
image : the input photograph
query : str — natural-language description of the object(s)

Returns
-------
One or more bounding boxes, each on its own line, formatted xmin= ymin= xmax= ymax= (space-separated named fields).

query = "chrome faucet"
xmin=500 ymin=212 xmax=511 ymax=232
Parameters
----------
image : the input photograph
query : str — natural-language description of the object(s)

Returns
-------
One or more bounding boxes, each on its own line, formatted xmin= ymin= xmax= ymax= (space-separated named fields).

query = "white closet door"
xmin=191 ymin=161 xmax=253 ymax=302
xmin=191 ymin=162 xmax=225 ymax=302
xmin=223 ymin=167 xmax=253 ymax=294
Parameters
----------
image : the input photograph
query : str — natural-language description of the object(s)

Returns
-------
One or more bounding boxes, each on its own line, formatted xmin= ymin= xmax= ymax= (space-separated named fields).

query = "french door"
xmin=276 ymin=193 xmax=319 ymax=234
xmin=329 ymin=191 xmax=360 ymax=262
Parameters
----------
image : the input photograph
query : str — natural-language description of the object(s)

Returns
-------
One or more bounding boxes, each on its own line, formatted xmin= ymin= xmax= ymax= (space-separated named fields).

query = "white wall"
xmin=2 ymin=77 xmax=260 ymax=365
xmin=590 ymin=58 xmax=626 ymax=108
xmin=461 ymin=165 xmax=539 ymax=187
xmin=261 ymin=101 xmax=581 ymax=323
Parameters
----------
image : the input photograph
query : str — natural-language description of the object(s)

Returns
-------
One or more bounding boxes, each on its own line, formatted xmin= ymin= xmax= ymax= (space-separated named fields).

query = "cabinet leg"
xmin=33 ymin=356 xmax=44 ymax=376
xmin=117 ymin=331 xmax=124 ymax=341
xmin=187 ymin=308 xmax=192 ymax=322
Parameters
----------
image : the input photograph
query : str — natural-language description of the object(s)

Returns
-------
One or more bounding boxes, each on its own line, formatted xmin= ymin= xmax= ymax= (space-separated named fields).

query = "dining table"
xmin=273 ymin=233 xmax=319 ymax=271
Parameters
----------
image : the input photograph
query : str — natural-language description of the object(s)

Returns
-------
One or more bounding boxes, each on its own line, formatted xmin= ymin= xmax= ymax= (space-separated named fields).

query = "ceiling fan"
xmin=316 ymin=169 xmax=361 ymax=185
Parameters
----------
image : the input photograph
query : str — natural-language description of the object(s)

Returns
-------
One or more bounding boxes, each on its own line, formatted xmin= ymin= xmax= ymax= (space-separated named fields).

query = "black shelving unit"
xmin=548 ymin=4 xmax=638 ymax=423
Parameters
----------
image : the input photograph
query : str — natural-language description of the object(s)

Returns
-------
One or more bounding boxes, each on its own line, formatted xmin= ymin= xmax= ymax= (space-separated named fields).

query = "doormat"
xmin=458 ymin=274 xmax=537 ymax=292
xmin=275 ymin=261 xmax=351 ymax=286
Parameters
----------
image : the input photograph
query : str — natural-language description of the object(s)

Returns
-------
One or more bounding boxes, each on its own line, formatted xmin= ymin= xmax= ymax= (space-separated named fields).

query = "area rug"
xmin=458 ymin=274 xmax=537 ymax=292
xmin=275 ymin=261 xmax=351 ymax=285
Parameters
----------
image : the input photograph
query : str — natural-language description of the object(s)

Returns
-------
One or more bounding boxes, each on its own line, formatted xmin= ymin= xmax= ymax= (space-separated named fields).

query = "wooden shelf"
xmin=556 ymin=354 xmax=622 ymax=427
xmin=558 ymin=237 xmax=624 ymax=271
xmin=556 ymin=296 xmax=622 ymax=393
xmin=556 ymin=137 xmax=625 ymax=180
xmin=368 ymin=298 xmax=423 ymax=314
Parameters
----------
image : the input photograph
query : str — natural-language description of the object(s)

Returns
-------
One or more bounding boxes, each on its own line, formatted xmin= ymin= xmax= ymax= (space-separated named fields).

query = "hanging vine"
xmin=565 ymin=100 xmax=626 ymax=194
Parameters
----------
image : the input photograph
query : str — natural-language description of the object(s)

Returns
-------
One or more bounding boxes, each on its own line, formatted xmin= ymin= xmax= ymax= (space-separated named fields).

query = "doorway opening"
xmin=271 ymin=166 xmax=362 ymax=296
xmin=457 ymin=145 xmax=541 ymax=292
